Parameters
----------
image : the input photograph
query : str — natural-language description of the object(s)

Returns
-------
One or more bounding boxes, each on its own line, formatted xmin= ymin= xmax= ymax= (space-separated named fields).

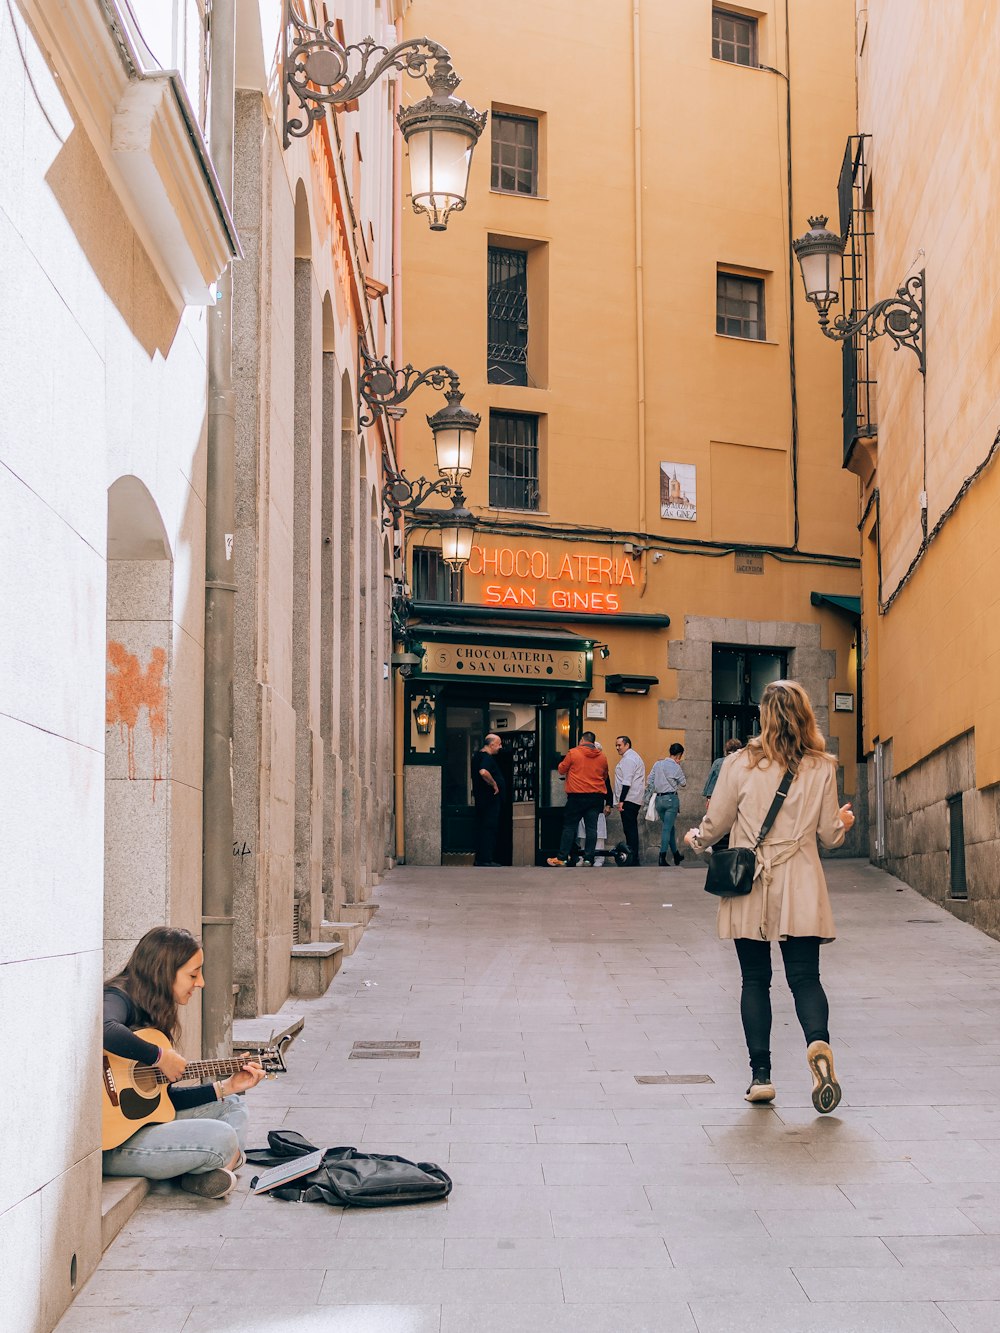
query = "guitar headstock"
xmin=238 ymin=1045 xmax=287 ymax=1078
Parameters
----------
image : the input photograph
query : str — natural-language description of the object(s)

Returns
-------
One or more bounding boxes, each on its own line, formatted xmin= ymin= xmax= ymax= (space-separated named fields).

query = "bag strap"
xmin=753 ymin=769 xmax=794 ymax=848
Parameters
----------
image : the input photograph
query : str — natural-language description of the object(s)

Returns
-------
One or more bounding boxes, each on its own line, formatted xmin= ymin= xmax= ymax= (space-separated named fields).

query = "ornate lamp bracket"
xmin=821 ymin=271 xmax=925 ymax=374
xmin=380 ymin=470 xmax=462 ymax=530
xmin=359 ymin=345 xmax=462 ymax=431
xmin=282 ymin=0 xmax=458 ymax=148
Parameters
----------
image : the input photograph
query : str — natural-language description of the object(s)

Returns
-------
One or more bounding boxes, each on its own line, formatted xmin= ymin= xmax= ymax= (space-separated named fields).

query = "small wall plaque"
xmin=834 ymin=692 xmax=854 ymax=712
xmin=585 ymin=700 xmax=607 ymax=720
xmin=735 ymin=551 xmax=764 ymax=575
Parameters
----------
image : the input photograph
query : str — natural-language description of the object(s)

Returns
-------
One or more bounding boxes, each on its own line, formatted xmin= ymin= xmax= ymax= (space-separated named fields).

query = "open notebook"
xmin=251 ymin=1148 xmax=325 ymax=1195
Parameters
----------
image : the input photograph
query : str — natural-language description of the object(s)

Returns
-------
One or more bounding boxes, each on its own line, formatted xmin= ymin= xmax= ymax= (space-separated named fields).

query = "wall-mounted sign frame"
xmin=584 ymin=700 xmax=607 ymax=720
xmin=834 ymin=692 xmax=855 ymax=712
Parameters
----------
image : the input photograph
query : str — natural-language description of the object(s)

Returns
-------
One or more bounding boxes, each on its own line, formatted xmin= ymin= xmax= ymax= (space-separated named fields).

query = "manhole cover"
xmin=635 ymin=1074 xmax=714 ymax=1085
xmin=350 ymin=1040 xmax=421 ymax=1060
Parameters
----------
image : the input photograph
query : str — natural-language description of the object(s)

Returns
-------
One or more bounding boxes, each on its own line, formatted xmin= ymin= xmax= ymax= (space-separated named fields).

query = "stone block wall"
xmin=873 ymin=733 xmax=1000 ymax=939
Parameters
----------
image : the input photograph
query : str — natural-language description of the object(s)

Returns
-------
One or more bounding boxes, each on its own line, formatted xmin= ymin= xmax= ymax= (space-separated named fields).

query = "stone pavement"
xmin=57 ymin=858 xmax=1000 ymax=1333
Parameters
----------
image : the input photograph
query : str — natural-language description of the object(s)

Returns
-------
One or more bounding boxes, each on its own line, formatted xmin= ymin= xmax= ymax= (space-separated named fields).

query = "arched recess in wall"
xmin=104 ymin=476 xmax=173 ymax=976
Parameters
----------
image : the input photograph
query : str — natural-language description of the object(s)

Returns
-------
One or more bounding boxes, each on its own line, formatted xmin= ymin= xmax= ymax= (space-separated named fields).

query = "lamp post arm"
xmin=381 ymin=472 xmax=459 ymax=528
xmin=284 ymin=2 xmax=460 ymax=145
xmin=819 ymin=271 xmax=925 ymax=373
xmin=360 ymin=348 xmax=462 ymax=429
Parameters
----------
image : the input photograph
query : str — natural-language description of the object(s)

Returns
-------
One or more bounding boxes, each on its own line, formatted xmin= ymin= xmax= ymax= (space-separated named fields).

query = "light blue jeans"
xmin=102 ymin=1094 xmax=249 ymax=1180
xmin=655 ymin=792 xmax=680 ymax=856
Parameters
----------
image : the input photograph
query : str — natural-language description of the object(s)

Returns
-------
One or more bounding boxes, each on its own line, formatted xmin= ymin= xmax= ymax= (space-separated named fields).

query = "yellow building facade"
xmin=835 ymin=3 xmax=1000 ymax=927
xmin=393 ymin=0 xmax=862 ymax=866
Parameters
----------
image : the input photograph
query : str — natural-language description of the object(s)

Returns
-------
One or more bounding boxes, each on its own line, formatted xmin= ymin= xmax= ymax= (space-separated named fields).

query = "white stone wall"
xmin=0 ymin=3 xmax=212 ymax=1327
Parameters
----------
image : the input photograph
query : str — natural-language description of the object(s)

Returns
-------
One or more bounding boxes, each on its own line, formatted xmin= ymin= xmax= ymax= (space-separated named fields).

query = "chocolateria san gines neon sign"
xmin=466 ymin=544 xmax=636 ymax=612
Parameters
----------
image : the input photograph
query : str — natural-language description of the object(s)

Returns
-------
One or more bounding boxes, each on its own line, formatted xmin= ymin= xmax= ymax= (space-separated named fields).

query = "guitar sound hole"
xmin=134 ymin=1067 xmax=159 ymax=1093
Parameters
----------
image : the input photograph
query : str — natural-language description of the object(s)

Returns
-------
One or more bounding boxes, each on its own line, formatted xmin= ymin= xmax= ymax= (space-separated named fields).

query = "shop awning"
xmin=810 ymin=592 xmax=861 ymax=619
xmin=410 ymin=601 xmax=670 ymax=629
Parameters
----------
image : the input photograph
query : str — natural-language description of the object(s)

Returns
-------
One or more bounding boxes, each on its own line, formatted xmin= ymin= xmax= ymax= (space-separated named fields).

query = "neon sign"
xmin=466 ymin=544 xmax=636 ymax=612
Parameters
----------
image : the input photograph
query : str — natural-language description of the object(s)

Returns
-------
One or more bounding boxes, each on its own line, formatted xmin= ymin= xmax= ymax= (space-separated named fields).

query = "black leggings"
xmin=734 ymin=936 xmax=830 ymax=1074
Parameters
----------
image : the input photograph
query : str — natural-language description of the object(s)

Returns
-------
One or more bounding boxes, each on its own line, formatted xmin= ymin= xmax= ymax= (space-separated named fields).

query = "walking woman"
xmin=643 ymin=742 xmax=687 ymax=866
xmin=103 ymin=926 xmax=266 ymax=1198
xmin=684 ymin=681 xmax=854 ymax=1112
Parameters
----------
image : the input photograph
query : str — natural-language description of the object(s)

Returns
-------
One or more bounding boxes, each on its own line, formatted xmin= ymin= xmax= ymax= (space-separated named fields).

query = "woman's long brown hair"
xmin=746 ymin=680 xmax=831 ymax=773
xmin=105 ymin=926 xmax=201 ymax=1042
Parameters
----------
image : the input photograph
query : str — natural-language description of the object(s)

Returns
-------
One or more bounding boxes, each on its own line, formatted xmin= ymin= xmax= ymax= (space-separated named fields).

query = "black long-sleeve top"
xmin=103 ymin=986 xmax=217 ymax=1111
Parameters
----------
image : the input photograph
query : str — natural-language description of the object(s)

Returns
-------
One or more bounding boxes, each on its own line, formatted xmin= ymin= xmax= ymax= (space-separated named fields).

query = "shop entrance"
xmin=439 ymin=688 xmax=581 ymax=865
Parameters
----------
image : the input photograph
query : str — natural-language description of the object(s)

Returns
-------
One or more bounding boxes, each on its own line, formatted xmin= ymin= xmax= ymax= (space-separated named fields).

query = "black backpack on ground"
xmin=246 ymin=1129 xmax=453 ymax=1207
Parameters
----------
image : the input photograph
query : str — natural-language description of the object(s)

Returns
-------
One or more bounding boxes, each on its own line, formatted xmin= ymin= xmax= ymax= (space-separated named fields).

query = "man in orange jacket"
xmin=547 ymin=731 xmax=613 ymax=867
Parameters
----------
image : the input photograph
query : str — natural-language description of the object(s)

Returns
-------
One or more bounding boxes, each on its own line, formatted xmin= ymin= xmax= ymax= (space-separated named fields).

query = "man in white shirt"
xmin=613 ymin=735 xmax=646 ymax=866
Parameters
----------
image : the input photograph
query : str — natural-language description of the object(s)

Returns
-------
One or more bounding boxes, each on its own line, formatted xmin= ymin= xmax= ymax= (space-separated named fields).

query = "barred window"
xmin=412 ymin=548 xmax=463 ymax=603
xmin=716 ymin=272 xmax=765 ymax=340
xmin=491 ymin=114 xmax=538 ymax=195
xmin=489 ymin=411 xmax=540 ymax=511
xmin=712 ymin=8 xmax=758 ymax=67
xmin=487 ymin=247 xmax=529 ymax=386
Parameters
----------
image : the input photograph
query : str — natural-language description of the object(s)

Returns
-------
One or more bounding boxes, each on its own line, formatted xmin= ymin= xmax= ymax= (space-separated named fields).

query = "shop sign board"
xmin=420 ymin=640 xmax=589 ymax=684
xmin=465 ymin=544 xmax=637 ymax=614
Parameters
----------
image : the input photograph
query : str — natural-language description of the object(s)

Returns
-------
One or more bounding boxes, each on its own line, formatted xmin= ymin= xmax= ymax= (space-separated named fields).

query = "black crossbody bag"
xmin=703 ymin=769 xmax=794 ymax=897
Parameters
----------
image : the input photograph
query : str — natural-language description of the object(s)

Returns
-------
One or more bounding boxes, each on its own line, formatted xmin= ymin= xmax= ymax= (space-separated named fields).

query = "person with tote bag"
xmin=684 ymin=681 xmax=855 ymax=1112
xmin=642 ymin=743 xmax=687 ymax=866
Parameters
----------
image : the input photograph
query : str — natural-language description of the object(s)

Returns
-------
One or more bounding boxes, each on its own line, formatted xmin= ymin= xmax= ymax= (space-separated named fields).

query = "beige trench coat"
xmin=689 ymin=751 xmax=847 ymax=942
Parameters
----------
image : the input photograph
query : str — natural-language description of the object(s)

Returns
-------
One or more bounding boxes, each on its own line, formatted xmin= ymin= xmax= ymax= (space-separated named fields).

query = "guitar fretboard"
xmin=153 ymin=1057 xmax=254 ymax=1086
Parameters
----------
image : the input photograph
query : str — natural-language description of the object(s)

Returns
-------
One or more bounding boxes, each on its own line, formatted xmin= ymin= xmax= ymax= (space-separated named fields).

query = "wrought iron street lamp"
xmin=360 ymin=346 xmax=479 ymax=571
xmin=282 ymin=2 xmax=486 ymax=230
xmin=412 ymin=694 xmax=435 ymax=735
xmin=792 ymin=215 xmax=925 ymax=373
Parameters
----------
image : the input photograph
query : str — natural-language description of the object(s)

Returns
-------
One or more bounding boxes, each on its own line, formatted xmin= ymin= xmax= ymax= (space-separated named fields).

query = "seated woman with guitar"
xmin=102 ymin=926 xmax=266 ymax=1199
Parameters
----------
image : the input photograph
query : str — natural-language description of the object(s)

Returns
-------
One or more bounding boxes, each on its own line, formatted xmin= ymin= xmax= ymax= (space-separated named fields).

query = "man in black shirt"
xmin=472 ymin=733 xmax=505 ymax=866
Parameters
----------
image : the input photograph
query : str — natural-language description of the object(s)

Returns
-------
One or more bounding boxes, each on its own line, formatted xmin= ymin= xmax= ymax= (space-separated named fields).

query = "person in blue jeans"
xmin=103 ymin=926 xmax=266 ymax=1198
xmin=643 ymin=743 xmax=687 ymax=865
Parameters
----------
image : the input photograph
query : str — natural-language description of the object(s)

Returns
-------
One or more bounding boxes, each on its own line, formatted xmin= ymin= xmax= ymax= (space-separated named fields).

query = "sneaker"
xmin=745 ymin=1074 xmax=776 ymax=1104
xmin=806 ymin=1040 xmax=842 ymax=1114
xmin=580 ymin=858 xmax=594 ymax=868
xmin=673 ymin=851 xmax=684 ymax=865
xmin=179 ymin=1167 xmax=237 ymax=1199
xmin=546 ymin=857 xmax=567 ymax=867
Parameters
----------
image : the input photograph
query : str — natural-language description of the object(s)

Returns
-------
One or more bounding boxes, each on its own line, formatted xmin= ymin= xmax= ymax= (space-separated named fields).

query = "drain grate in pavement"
xmin=907 ymin=919 xmax=941 ymax=924
xmin=635 ymin=1074 xmax=714 ymax=1085
xmin=350 ymin=1041 xmax=420 ymax=1060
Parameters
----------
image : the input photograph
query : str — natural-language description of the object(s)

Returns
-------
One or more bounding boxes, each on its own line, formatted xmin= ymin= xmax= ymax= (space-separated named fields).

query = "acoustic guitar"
xmin=102 ymin=1028 xmax=286 ymax=1150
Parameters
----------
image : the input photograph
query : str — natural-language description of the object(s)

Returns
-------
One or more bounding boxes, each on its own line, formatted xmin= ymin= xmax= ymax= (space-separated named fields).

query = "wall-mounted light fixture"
xmin=605 ymin=674 xmax=659 ymax=696
xmin=792 ymin=215 xmax=925 ymax=373
xmin=282 ymin=2 xmax=486 ymax=230
xmin=360 ymin=347 xmax=480 ymax=572
xmin=412 ymin=695 xmax=436 ymax=735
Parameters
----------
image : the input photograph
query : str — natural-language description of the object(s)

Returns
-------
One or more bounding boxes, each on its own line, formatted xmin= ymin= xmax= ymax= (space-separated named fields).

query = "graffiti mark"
xmin=106 ymin=642 xmax=168 ymax=795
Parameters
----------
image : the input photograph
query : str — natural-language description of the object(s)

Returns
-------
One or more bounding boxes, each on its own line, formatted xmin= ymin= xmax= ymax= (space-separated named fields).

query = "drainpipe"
xmin=631 ymin=0 xmax=647 ymax=535
xmin=202 ymin=0 xmax=236 ymax=1059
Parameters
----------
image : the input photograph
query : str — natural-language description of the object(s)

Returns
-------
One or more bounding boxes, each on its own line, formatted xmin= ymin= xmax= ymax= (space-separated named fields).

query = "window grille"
xmin=717 ymin=272 xmax=765 ymax=340
xmin=712 ymin=8 xmax=758 ymax=66
xmin=412 ymin=548 xmax=463 ymax=603
xmin=838 ymin=134 xmax=877 ymax=463
xmin=491 ymin=114 xmax=538 ymax=195
xmin=488 ymin=247 xmax=528 ymax=386
xmin=948 ymin=794 xmax=968 ymax=899
xmin=489 ymin=411 xmax=539 ymax=511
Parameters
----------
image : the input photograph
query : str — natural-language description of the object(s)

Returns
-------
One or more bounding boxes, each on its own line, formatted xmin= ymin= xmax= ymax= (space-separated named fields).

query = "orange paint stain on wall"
xmin=106 ymin=642 xmax=168 ymax=794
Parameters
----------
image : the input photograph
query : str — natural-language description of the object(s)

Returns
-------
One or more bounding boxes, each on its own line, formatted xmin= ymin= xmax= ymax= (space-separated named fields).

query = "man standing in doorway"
xmin=547 ymin=731 xmax=612 ymax=867
xmin=613 ymin=735 xmax=646 ymax=866
xmin=472 ymin=733 xmax=505 ymax=866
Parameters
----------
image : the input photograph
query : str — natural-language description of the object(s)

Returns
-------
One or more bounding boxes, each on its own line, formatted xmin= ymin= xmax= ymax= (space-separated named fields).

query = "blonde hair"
xmin=746 ymin=680 xmax=830 ymax=773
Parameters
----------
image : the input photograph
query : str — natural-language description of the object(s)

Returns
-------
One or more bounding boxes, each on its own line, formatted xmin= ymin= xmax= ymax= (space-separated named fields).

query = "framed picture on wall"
xmin=585 ymin=700 xmax=607 ymax=721
xmin=834 ymin=693 xmax=854 ymax=712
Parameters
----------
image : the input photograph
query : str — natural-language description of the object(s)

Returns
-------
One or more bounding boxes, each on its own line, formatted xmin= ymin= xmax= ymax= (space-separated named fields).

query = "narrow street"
xmin=62 ymin=860 xmax=1000 ymax=1333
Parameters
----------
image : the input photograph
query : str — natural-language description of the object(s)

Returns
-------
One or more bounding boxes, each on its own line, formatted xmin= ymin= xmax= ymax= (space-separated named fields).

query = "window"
xmin=711 ymin=647 xmax=786 ymax=756
xmin=488 ymin=247 xmax=529 ymax=385
xmin=948 ymin=794 xmax=968 ymax=900
xmin=717 ymin=272 xmax=765 ymax=340
xmin=412 ymin=548 xmax=463 ymax=603
xmin=491 ymin=114 xmax=539 ymax=195
xmin=489 ymin=411 xmax=539 ymax=511
xmin=712 ymin=8 xmax=758 ymax=66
